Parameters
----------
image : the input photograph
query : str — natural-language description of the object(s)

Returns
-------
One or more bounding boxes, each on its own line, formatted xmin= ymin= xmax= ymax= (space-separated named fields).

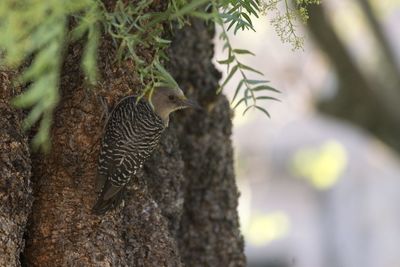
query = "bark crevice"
xmin=0 ymin=70 xmax=33 ymax=267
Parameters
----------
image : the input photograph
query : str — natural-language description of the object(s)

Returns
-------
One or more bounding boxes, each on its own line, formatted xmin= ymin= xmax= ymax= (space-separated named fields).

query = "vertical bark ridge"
xmin=167 ymin=20 xmax=246 ymax=266
xmin=0 ymin=70 xmax=33 ymax=267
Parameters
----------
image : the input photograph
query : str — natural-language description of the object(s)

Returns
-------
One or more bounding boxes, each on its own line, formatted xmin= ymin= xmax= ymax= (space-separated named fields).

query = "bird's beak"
xmin=181 ymin=98 xmax=202 ymax=110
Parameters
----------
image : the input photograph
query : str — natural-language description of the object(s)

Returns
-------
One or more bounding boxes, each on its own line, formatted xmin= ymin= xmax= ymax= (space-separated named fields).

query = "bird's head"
xmin=148 ymin=87 xmax=200 ymax=125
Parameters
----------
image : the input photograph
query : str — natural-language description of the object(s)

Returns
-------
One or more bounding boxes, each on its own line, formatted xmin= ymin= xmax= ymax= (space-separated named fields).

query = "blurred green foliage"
xmin=0 ymin=0 xmax=319 ymax=151
xmin=0 ymin=0 xmax=99 ymax=151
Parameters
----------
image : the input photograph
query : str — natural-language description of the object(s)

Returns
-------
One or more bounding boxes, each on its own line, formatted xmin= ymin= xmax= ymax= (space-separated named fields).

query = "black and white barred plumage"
xmin=92 ymin=96 xmax=165 ymax=214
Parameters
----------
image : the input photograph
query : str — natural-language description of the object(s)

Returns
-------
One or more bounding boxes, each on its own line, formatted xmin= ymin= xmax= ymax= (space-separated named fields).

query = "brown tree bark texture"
xmin=0 ymin=70 xmax=33 ymax=267
xmin=22 ymin=9 xmax=245 ymax=267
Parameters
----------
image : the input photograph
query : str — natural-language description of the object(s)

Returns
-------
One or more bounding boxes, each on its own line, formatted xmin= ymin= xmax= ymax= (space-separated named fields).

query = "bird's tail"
xmin=92 ymin=182 xmax=125 ymax=215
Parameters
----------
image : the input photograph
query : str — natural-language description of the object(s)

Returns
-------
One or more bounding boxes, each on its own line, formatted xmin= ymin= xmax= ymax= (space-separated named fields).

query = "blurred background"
xmin=214 ymin=0 xmax=400 ymax=266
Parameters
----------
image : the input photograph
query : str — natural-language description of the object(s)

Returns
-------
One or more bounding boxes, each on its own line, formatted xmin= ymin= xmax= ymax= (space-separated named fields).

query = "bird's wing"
xmin=93 ymin=96 xmax=164 ymax=214
xmin=98 ymin=134 xmax=140 ymax=192
xmin=94 ymin=138 xmax=139 ymax=214
xmin=96 ymin=96 xmax=138 ymax=191
xmin=92 ymin=179 xmax=125 ymax=215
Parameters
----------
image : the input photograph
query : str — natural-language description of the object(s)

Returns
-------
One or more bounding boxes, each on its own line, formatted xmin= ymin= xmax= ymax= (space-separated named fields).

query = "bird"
xmin=92 ymin=87 xmax=198 ymax=214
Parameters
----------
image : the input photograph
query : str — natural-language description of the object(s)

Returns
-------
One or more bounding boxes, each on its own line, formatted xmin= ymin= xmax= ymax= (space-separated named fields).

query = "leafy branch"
xmin=0 ymin=1 xmax=98 ymax=151
xmin=218 ymin=27 xmax=280 ymax=116
xmin=214 ymin=0 xmax=280 ymax=116
xmin=98 ymin=0 xmax=209 ymax=98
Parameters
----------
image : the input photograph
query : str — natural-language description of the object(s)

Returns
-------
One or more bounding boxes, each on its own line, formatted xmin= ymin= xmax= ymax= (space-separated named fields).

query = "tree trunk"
xmin=306 ymin=3 xmax=400 ymax=154
xmin=0 ymin=3 xmax=246 ymax=267
xmin=357 ymin=0 xmax=400 ymax=84
xmin=0 ymin=70 xmax=33 ymax=267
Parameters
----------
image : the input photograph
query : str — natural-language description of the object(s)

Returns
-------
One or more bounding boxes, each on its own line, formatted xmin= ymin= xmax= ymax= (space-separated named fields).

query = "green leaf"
xmin=154 ymin=82 xmax=172 ymax=88
xmin=30 ymin=17 xmax=64 ymax=52
xmin=220 ymin=12 xmax=237 ymax=22
xmin=233 ymin=49 xmax=255 ymax=56
xmin=82 ymin=24 xmax=99 ymax=84
xmin=217 ymin=55 xmax=235 ymax=64
xmin=226 ymin=19 xmax=237 ymax=32
xmin=22 ymin=102 xmax=45 ymax=130
xmin=242 ymin=105 xmax=254 ymax=115
xmin=233 ymin=95 xmax=250 ymax=109
xmin=249 ymin=0 xmax=261 ymax=13
xmin=216 ymin=85 xmax=223 ymax=94
xmin=256 ymin=96 xmax=281 ymax=102
xmin=154 ymin=61 xmax=179 ymax=89
xmin=241 ymin=1 xmax=259 ymax=17
xmin=155 ymin=36 xmax=172 ymax=44
xmin=240 ymin=12 xmax=253 ymax=27
xmin=222 ymin=42 xmax=230 ymax=51
xmin=12 ymin=73 xmax=56 ymax=108
xmin=227 ymin=4 xmax=241 ymax=15
xmin=170 ymin=0 xmax=210 ymax=18
xmin=238 ymin=63 xmax=263 ymax=75
xmin=231 ymin=79 xmax=244 ymax=104
xmin=252 ymin=85 xmax=281 ymax=93
xmin=221 ymin=65 xmax=238 ymax=87
xmin=219 ymin=31 xmax=227 ymax=40
xmin=20 ymin=41 xmax=60 ymax=82
xmin=255 ymin=105 xmax=271 ymax=118
xmin=244 ymin=88 xmax=251 ymax=106
xmin=245 ymin=79 xmax=270 ymax=84
xmin=32 ymin=113 xmax=52 ymax=152
xmin=191 ymin=11 xmax=214 ymax=20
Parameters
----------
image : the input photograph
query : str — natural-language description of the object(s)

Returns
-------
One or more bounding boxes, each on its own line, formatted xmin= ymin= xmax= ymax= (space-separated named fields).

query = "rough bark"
xmin=0 ymin=70 xmax=33 ymax=267
xmin=307 ymin=4 xmax=400 ymax=153
xmin=20 ymin=5 xmax=245 ymax=267
xmin=168 ymin=23 xmax=245 ymax=266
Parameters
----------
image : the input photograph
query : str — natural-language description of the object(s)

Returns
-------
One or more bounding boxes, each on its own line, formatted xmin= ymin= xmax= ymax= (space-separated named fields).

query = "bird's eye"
xmin=168 ymin=95 xmax=175 ymax=101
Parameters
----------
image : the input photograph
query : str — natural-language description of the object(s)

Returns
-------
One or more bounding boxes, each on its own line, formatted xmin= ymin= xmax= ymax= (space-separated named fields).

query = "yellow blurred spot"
xmin=246 ymin=212 xmax=290 ymax=246
xmin=292 ymin=140 xmax=347 ymax=190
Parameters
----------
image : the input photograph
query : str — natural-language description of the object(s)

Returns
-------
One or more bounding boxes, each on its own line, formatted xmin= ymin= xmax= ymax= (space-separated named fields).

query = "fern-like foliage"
xmin=214 ymin=0 xmax=281 ymax=116
xmin=71 ymin=3 xmax=102 ymax=84
xmin=0 ymin=1 xmax=99 ymax=151
xmin=97 ymin=0 xmax=194 ymax=97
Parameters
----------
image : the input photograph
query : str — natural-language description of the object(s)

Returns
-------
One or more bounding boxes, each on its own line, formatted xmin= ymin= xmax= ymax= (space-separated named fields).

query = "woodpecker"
xmin=92 ymin=87 xmax=198 ymax=214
